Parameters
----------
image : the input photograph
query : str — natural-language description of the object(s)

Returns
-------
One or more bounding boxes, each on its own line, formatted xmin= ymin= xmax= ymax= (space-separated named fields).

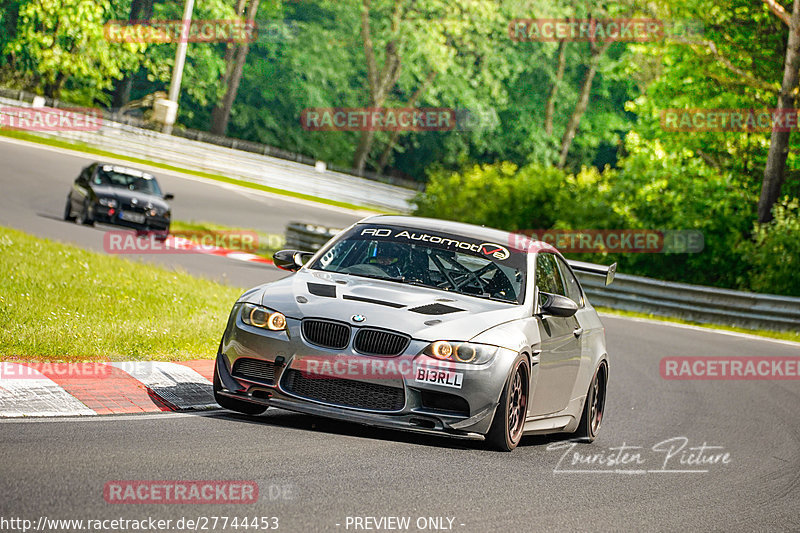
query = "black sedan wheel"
xmin=487 ymin=355 xmax=529 ymax=451
xmin=75 ymin=200 xmax=94 ymax=226
xmin=63 ymin=197 xmax=75 ymax=222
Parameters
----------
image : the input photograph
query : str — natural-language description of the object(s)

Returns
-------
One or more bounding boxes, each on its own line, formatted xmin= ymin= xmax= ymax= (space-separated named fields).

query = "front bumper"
xmin=216 ymin=304 xmax=517 ymax=439
xmin=93 ymin=205 xmax=170 ymax=231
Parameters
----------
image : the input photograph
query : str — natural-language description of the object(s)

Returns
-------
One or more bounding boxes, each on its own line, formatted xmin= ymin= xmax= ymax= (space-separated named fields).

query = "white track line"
xmin=600 ymin=313 xmax=800 ymax=347
xmin=0 ymin=363 xmax=96 ymax=417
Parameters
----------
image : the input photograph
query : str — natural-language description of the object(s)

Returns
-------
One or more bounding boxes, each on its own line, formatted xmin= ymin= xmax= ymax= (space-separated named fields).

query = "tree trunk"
xmin=352 ymin=0 xmax=402 ymax=172
xmin=545 ymin=40 xmax=567 ymax=136
xmin=210 ymin=0 xmax=256 ymax=136
xmin=557 ymin=41 xmax=611 ymax=168
xmin=376 ymin=71 xmax=436 ymax=173
xmin=112 ymin=0 xmax=154 ymax=109
xmin=758 ymin=0 xmax=800 ymax=223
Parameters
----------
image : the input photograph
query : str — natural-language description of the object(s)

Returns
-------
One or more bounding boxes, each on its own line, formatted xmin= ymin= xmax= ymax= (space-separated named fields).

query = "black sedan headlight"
xmin=241 ymin=303 xmax=286 ymax=331
xmin=98 ymin=197 xmax=117 ymax=208
xmin=422 ymin=341 xmax=498 ymax=364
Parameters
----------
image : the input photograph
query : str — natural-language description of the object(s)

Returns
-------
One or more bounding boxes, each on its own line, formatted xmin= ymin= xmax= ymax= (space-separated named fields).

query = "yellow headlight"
xmin=249 ymin=306 xmax=270 ymax=328
xmin=431 ymin=341 xmax=453 ymax=360
xmin=267 ymin=312 xmax=286 ymax=331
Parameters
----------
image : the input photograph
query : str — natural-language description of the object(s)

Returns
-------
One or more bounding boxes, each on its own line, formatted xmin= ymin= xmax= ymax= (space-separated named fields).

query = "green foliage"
xmin=740 ymin=199 xmax=800 ymax=296
xmin=3 ymin=0 xmax=143 ymax=103
xmin=413 ymin=130 xmax=797 ymax=295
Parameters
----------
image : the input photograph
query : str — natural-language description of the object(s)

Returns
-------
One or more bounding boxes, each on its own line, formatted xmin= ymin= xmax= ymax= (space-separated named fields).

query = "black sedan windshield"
xmin=94 ymin=166 xmax=162 ymax=196
xmin=310 ymin=225 xmax=525 ymax=304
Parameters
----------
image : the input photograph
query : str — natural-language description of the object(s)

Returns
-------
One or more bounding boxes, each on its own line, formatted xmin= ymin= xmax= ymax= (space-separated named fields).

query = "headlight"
xmin=241 ymin=303 xmax=286 ymax=331
xmin=422 ymin=341 xmax=498 ymax=364
xmin=98 ymin=198 xmax=117 ymax=207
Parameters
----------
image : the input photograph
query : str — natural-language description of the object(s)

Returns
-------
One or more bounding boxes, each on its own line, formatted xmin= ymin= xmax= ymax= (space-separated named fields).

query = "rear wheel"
xmin=213 ymin=361 xmax=267 ymax=415
xmin=63 ymin=197 xmax=75 ymax=221
xmin=576 ymin=362 xmax=607 ymax=442
xmin=486 ymin=355 xmax=529 ymax=451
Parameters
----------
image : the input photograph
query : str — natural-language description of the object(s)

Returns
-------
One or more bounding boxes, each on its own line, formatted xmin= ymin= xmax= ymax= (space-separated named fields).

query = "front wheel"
xmin=213 ymin=361 xmax=267 ymax=415
xmin=486 ymin=355 xmax=529 ymax=451
xmin=75 ymin=200 xmax=94 ymax=226
xmin=575 ymin=362 xmax=607 ymax=442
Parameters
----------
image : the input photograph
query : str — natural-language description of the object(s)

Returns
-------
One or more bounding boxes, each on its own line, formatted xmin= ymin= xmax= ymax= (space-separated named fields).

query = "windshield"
xmin=94 ymin=166 xmax=162 ymax=196
xmin=309 ymin=225 xmax=526 ymax=304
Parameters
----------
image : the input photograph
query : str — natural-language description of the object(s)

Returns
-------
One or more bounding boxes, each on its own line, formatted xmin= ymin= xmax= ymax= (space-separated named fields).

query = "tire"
xmin=575 ymin=362 xmax=607 ymax=442
xmin=75 ymin=200 xmax=94 ymax=226
xmin=213 ymin=361 xmax=267 ymax=415
xmin=486 ymin=355 xmax=529 ymax=451
xmin=63 ymin=197 xmax=75 ymax=222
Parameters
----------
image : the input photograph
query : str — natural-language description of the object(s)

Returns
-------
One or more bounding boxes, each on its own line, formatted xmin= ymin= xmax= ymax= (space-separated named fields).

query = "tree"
xmin=111 ymin=0 xmax=155 ymax=109
xmin=3 ymin=0 xmax=143 ymax=103
xmin=758 ymin=0 xmax=800 ymax=223
xmin=210 ymin=0 xmax=259 ymax=136
xmin=557 ymin=34 xmax=613 ymax=168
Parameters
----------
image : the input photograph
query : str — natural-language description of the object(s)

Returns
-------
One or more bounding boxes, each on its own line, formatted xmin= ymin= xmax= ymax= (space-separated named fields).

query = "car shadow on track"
xmin=203 ymin=407 xmax=577 ymax=452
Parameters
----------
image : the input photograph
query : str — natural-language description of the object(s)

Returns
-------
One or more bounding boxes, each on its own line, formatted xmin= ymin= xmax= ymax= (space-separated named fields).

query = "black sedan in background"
xmin=64 ymin=162 xmax=173 ymax=233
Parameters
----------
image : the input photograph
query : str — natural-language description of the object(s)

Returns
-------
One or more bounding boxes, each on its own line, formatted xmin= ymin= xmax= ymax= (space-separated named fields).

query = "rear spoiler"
xmin=567 ymin=260 xmax=617 ymax=286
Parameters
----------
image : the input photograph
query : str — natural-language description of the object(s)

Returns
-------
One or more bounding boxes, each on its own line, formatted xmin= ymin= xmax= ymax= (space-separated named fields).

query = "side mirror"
xmin=163 ymin=193 xmax=174 ymax=201
xmin=538 ymin=292 xmax=578 ymax=318
xmin=273 ymin=249 xmax=314 ymax=272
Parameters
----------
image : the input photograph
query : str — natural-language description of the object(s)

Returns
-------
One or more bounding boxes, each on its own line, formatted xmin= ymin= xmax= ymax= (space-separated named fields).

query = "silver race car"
xmin=214 ymin=216 xmax=615 ymax=451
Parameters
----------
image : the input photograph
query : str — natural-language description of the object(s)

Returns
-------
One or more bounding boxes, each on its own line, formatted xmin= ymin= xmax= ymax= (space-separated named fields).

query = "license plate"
xmin=414 ymin=366 xmax=463 ymax=389
xmin=120 ymin=211 xmax=145 ymax=224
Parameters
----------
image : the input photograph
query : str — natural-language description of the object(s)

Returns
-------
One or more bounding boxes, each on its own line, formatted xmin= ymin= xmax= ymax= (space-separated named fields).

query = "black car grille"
xmin=353 ymin=328 xmax=410 ymax=356
xmin=301 ymin=319 xmax=351 ymax=350
xmin=232 ymin=358 xmax=276 ymax=384
xmin=282 ymin=369 xmax=405 ymax=411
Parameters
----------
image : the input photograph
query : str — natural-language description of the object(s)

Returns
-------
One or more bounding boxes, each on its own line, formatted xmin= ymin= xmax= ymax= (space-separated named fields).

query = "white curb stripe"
xmin=0 ymin=363 xmax=96 ymax=417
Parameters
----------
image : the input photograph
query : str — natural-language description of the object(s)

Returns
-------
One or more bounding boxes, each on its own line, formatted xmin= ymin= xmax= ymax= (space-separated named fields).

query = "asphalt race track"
xmin=1 ymin=138 xmax=799 ymax=532
xmin=0 ymin=137 xmax=364 ymax=287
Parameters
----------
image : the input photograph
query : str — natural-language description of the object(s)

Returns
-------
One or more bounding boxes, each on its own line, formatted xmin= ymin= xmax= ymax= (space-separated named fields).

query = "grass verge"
xmin=0 ymin=226 xmax=243 ymax=361
xmin=0 ymin=128 xmax=394 ymax=214
xmin=597 ymin=306 xmax=800 ymax=343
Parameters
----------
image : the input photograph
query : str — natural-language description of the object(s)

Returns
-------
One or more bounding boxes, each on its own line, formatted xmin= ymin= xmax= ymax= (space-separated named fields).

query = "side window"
xmin=556 ymin=256 xmax=584 ymax=307
xmin=77 ymin=165 xmax=92 ymax=184
xmin=535 ymin=253 xmax=565 ymax=297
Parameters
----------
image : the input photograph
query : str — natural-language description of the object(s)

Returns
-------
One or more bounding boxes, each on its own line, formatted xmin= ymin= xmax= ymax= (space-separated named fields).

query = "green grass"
xmin=0 ymin=226 xmax=243 ymax=361
xmin=596 ymin=306 xmax=800 ymax=343
xmin=170 ymin=219 xmax=286 ymax=260
xmin=0 ymin=128 xmax=395 ymax=214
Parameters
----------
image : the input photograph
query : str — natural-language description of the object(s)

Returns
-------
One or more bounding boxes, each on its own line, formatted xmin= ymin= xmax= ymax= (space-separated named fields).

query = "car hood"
xmin=257 ymin=269 xmax=528 ymax=343
xmin=93 ymin=186 xmax=168 ymax=209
